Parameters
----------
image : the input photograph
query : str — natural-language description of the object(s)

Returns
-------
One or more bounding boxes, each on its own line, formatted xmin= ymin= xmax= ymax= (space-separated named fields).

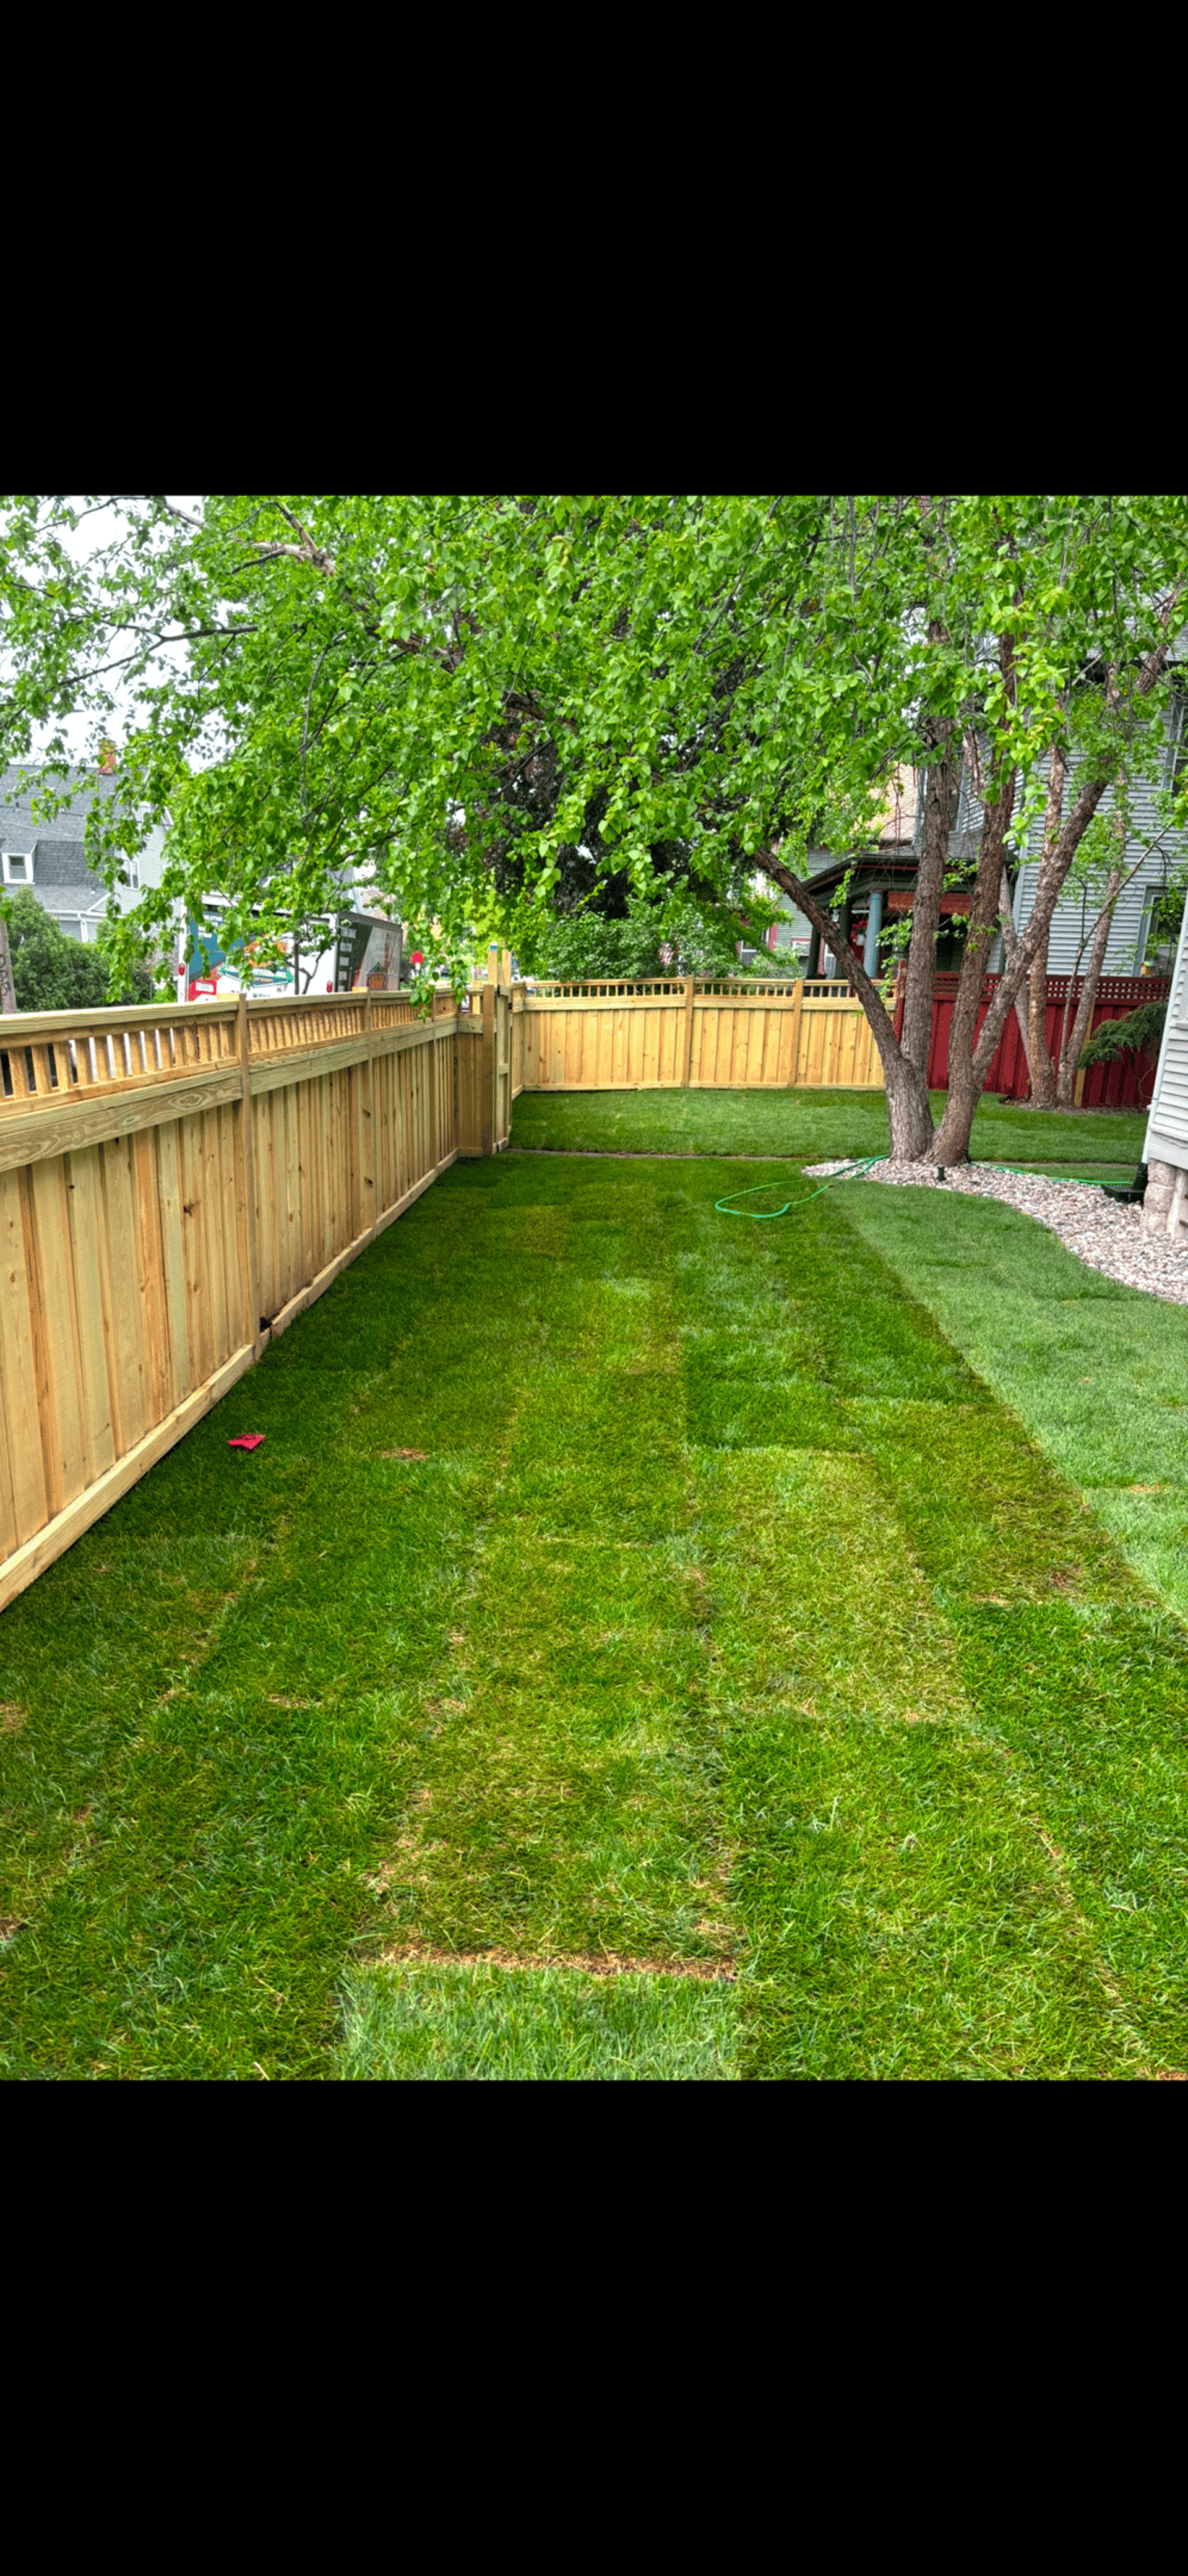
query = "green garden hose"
xmin=715 ymin=1160 xmax=881 ymax=1218
xmin=715 ymin=1155 xmax=1134 ymax=1219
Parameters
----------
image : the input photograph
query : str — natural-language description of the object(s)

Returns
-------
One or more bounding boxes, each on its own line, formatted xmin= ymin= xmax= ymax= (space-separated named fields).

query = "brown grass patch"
xmin=372 ymin=1942 xmax=738 ymax=1981
xmin=1 ymin=1704 xmax=25 ymax=1734
xmin=379 ymin=1449 xmax=428 ymax=1462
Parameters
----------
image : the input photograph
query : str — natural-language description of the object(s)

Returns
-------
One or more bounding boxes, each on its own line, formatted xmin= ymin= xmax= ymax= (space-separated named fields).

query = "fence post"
xmin=682 ymin=975 xmax=696 ymax=1087
xmin=429 ymin=1010 xmax=440 ymax=1174
xmin=790 ymin=975 xmax=804 ymax=1085
xmin=235 ymin=993 xmax=264 ymax=1355
xmin=481 ymin=980 xmax=495 ymax=1156
xmin=364 ymin=989 xmax=377 ymax=1237
xmin=452 ymin=1006 xmax=460 ymax=1152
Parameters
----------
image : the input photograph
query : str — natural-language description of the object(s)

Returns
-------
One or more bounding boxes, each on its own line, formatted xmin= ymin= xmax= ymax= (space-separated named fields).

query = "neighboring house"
xmin=739 ymin=772 xmax=923 ymax=976
xmin=996 ymin=688 xmax=1187 ymax=977
xmin=754 ymin=689 xmax=1188 ymax=984
xmin=0 ymin=761 xmax=176 ymax=955
xmin=1141 ymin=894 xmax=1188 ymax=1242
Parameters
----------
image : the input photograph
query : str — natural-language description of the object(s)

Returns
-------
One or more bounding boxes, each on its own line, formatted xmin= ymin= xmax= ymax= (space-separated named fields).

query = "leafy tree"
xmin=0 ymin=890 xmax=111 ymax=1010
xmin=0 ymin=891 xmax=157 ymax=1012
xmin=530 ymin=884 xmax=757 ymax=981
xmin=1078 ymin=997 xmax=1167 ymax=1102
xmin=3 ymin=495 xmax=1187 ymax=1152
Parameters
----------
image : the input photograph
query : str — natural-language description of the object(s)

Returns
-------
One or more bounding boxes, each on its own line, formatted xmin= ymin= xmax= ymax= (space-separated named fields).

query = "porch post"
xmin=863 ymin=887 xmax=883 ymax=978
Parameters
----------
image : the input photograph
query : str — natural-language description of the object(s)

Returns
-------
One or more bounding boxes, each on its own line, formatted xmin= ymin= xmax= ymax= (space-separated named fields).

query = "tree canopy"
xmin=0 ymin=888 xmax=153 ymax=1012
xmin=4 ymin=494 xmax=1187 ymax=1144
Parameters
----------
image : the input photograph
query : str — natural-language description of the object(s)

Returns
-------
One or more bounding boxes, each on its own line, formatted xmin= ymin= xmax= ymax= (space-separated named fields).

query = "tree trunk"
xmin=0 ymin=916 xmax=17 ymax=1015
xmin=932 ymin=747 xmax=1017 ymax=1165
xmin=884 ymin=1046 xmax=940 ymax=1159
xmin=900 ymin=705 xmax=960 ymax=1078
xmin=933 ymin=814 xmax=1103 ymax=1164
xmin=921 ymin=615 xmax=1177 ymax=1165
xmin=1023 ymin=738 xmax=1067 ymax=1107
xmin=995 ymin=866 xmax=1034 ymax=1083
xmin=755 ymin=582 xmax=1181 ymax=1174
xmin=757 ymin=851 xmax=936 ymax=1157
xmin=1025 ymin=916 xmax=1055 ymax=1104
xmin=1056 ymin=861 xmax=1122 ymax=1106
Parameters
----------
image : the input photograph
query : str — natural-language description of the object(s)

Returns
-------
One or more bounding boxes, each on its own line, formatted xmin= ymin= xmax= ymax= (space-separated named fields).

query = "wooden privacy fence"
xmin=1 ymin=988 xmax=499 ymax=1614
xmin=895 ymin=970 xmax=1172 ymax=1109
xmin=6 ymin=953 xmax=1154 ymax=1613
xmin=517 ymin=978 xmax=884 ymax=1092
xmin=514 ymin=969 xmax=1172 ymax=1106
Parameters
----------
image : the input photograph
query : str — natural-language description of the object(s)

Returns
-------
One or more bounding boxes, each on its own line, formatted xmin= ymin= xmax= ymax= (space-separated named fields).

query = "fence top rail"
xmin=1041 ymin=975 xmax=1172 ymax=1002
xmin=525 ymin=980 xmax=691 ymax=999
xmin=523 ymin=976 xmax=879 ymax=1002
xmin=0 ymin=998 xmax=238 ymax=1043
xmin=1 ymin=1007 xmax=239 ymax=1106
xmin=524 ymin=977 xmax=859 ymax=1002
xmin=249 ymin=998 xmax=369 ymax=1052
xmin=695 ymin=978 xmax=864 ymax=1000
xmin=918 ymin=970 xmax=1173 ymax=1004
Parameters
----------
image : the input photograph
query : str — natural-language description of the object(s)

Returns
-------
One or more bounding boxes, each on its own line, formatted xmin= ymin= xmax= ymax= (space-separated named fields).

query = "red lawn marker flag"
xmin=228 ymin=1434 xmax=266 ymax=1452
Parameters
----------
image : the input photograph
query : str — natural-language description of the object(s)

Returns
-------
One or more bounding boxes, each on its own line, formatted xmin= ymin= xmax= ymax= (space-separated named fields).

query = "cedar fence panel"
xmin=1 ymin=990 xmax=462 ymax=1614
xmin=517 ymin=978 xmax=885 ymax=1093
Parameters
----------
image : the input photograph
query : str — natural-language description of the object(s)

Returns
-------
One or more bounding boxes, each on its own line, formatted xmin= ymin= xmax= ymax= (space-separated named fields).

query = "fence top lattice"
xmin=0 ymin=986 xmax=450 ymax=1109
xmin=918 ymin=970 xmax=1172 ymax=1006
xmin=525 ymin=976 xmax=864 ymax=1002
xmin=1 ymin=1005 xmax=238 ymax=1106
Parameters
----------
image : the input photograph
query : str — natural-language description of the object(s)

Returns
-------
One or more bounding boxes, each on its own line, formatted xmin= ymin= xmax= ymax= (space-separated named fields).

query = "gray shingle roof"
xmin=0 ymin=763 xmax=126 ymax=859
xmin=33 ymin=841 xmax=105 ymax=889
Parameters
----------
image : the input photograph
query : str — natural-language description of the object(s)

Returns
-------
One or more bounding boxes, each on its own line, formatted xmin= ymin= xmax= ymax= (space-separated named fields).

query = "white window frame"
xmin=2 ymin=849 xmax=32 ymax=885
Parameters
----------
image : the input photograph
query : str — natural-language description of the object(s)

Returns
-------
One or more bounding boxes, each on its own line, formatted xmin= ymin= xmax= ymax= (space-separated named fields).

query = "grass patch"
xmin=335 ymin=1961 xmax=739 ymax=2080
xmin=837 ymin=1180 xmax=1188 ymax=1626
xmin=510 ymin=1085 xmax=1148 ymax=1173
xmin=3 ymin=1105 xmax=1187 ymax=2079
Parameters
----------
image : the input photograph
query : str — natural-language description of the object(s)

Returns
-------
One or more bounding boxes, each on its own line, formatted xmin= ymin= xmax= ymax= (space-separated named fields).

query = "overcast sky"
xmin=9 ymin=497 xmax=202 ymax=768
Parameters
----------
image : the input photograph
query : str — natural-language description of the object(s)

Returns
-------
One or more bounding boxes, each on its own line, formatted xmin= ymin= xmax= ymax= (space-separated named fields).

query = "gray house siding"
xmin=1143 ymin=903 xmax=1188 ymax=1168
xmin=909 ymin=697 xmax=1188 ymax=977
xmin=1007 ymin=717 xmax=1184 ymax=973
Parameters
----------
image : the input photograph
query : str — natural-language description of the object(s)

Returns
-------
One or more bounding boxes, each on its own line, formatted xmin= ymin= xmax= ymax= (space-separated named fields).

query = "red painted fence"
xmin=890 ymin=971 xmax=1169 ymax=1109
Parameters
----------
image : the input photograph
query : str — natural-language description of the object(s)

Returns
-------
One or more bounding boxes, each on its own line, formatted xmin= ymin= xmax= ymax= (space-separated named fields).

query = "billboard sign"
xmin=334 ymin=912 xmax=403 ymax=994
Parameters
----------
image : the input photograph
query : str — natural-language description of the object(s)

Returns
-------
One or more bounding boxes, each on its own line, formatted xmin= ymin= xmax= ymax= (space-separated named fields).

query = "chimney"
xmin=99 ymin=739 xmax=117 ymax=774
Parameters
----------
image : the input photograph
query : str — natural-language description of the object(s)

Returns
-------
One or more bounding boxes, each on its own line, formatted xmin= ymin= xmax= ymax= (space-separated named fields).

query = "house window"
xmin=2 ymin=851 xmax=29 ymax=884
xmin=1165 ymin=695 xmax=1187 ymax=792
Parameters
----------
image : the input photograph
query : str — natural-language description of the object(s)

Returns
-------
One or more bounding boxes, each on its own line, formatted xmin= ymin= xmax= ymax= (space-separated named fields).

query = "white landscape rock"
xmin=801 ymin=1158 xmax=1188 ymax=1307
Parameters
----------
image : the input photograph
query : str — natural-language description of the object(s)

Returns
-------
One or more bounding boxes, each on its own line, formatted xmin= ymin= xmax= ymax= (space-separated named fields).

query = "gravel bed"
xmin=803 ymin=1158 xmax=1188 ymax=1305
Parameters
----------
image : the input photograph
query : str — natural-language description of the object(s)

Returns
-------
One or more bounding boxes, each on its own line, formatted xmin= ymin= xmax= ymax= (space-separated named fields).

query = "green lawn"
xmin=1 ymin=1088 xmax=1185 ymax=2081
xmin=510 ymin=1085 xmax=1148 ymax=1187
